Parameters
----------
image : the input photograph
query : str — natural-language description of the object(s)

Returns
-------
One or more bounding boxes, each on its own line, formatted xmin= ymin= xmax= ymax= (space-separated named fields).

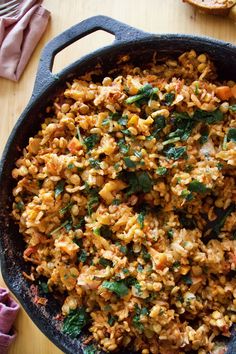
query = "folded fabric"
xmin=0 ymin=0 xmax=50 ymax=81
xmin=0 ymin=288 xmax=20 ymax=354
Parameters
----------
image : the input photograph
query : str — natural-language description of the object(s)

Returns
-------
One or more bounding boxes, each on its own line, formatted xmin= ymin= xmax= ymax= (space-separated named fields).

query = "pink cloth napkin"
xmin=0 ymin=0 xmax=50 ymax=81
xmin=0 ymin=288 xmax=20 ymax=354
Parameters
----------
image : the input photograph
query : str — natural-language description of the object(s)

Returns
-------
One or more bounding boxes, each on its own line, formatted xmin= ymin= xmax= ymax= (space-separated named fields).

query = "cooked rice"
xmin=12 ymin=50 xmax=236 ymax=354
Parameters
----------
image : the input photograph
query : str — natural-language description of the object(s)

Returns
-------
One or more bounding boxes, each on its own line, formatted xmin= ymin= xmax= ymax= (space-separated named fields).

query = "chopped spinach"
xmin=55 ymin=180 xmax=65 ymax=198
xmin=102 ymin=280 xmax=129 ymax=297
xmin=84 ymin=134 xmax=100 ymax=151
xmin=38 ymin=280 xmax=49 ymax=294
xmin=15 ymin=201 xmax=24 ymax=210
xmin=120 ymin=171 xmax=153 ymax=196
xmin=156 ymin=166 xmax=168 ymax=176
xmin=172 ymin=261 xmax=181 ymax=269
xmin=99 ymin=258 xmax=113 ymax=267
xmin=152 ymin=115 xmax=166 ymax=137
xmin=60 ymin=202 xmax=73 ymax=215
xmin=164 ymin=92 xmax=175 ymax=106
xmin=118 ymin=115 xmax=128 ymax=126
xmin=193 ymin=108 xmax=224 ymax=125
xmin=188 ymin=180 xmax=207 ymax=193
xmin=121 ymin=129 xmax=132 ymax=136
xmin=125 ymin=84 xmax=158 ymax=105
xmin=87 ymin=188 xmax=100 ymax=216
xmin=182 ymin=275 xmax=193 ymax=286
xmin=50 ymin=219 xmax=72 ymax=235
xmin=124 ymin=157 xmax=136 ymax=168
xmin=89 ymin=158 xmax=101 ymax=169
xmin=78 ymin=249 xmax=87 ymax=263
xmin=141 ymin=246 xmax=151 ymax=262
xmin=167 ymin=229 xmax=174 ymax=240
xmin=227 ymin=128 xmax=236 ymax=142
xmin=102 ymin=117 xmax=111 ymax=126
xmin=198 ymin=126 xmax=209 ymax=145
xmin=181 ymin=189 xmax=194 ymax=201
xmin=207 ymin=204 xmax=235 ymax=238
xmin=164 ymin=146 xmax=187 ymax=160
xmin=112 ymin=198 xmax=121 ymax=205
xmin=63 ymin=307 xmax=89 ymax=338
xmin=119 ymin=244 xmax=127 ymax=254
xmin=132 ymin=304 xmax=148 ymax=332
xmin=169 ymin=112 xmax=195 ymax=141
xmin=74 ymin=217 xmax=85 ymax=230
xmin=108 ymin=314 xmax=118 ymax=326
xmin=83 ymin=344 xmax=97 ymax=354
xmin=229 ymin=104 xmax=236 ymax=112
xmin=217 ymin=162 xmax=224 ymax=170
xmin=67 ymin=163 xmax=75 ymax=169
xmin=117 ymin=138 xmax=130 ymax=155
xmin=137 ymin=211 xmax=146 ymax=229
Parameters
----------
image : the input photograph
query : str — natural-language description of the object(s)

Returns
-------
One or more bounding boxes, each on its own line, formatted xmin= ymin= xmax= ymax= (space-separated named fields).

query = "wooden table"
xmin=0 ymin=1 xmax=236 ymax=353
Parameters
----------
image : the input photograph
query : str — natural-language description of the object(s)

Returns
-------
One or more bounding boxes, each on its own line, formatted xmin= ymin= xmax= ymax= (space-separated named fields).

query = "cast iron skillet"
xmin=0 ymin=15 xmax=236 ymax=354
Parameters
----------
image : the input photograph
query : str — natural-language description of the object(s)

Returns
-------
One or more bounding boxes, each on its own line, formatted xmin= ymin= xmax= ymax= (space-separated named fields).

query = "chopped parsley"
xmin=63 ymin=307 xmax=90 ymax=338
xmin=84 ymin=134 xmax=100 ymax=151
xmin=188 ymin=180 xmax=207 ymax=193
xmin=164 ymin=92 xmax=175 ymax=106
xmin=102 ymin=280 xmax=129 ymax=297
xmin=137 ymin=211 xmax=146 ymax=229
xmin=83 ymin=344 xmax=97 ymax=354
xmin=164 ymin=146 xmax=187 ymax=160
xmin=78 ymin=249 xmax=87 ymax=263
xmin=15 ymin=201 xmax=24 ymax=210
xmin=182 ymin=275 xmax=193 ymax=286
xmin=229 ymin=104 xmax=236 ymax=112
xmin=60 ymin=202 xmax=73 ymax=215
xmin=86 ymin=188 xmax=99 ymax=216
xmin=152 ymin=115 xmax=166 ymax=137
xmin=193 ymin=108 xmax=224 ymax=125
xmin=108 ymin=314 xmax=118 ymax=326
xmin=99 ymin=258 xmax=113 ymax=267
xmin=227 ymin=128 xmax=236 ymax=142
xmin=88 ymin=158 xmax=101 ymax=169
xmin=55 ymin=180 xmax=65 ymax=198
xmin=38 ymin=280 xmax=49 ymax=294
xmin=117 ymin=138 xmax=130 ymax=155
xmin=122 ymin=171 xmax=153 ymax=196
xmin=125 ymin=84 xmax=158 ymax=105
xmin=132 ymin=304 xmax=148 ymax=332
xmin=124 ymin=157 xmax=136 ymax=168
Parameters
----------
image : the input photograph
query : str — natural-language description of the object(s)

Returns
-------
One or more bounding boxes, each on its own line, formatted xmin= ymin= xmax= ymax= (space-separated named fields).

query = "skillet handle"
xmin=33 ymin=15 xmax=147 ymax=97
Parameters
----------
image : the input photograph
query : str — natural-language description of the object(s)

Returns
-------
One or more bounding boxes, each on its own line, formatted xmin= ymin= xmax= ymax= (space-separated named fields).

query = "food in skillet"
xmin=12 ymin=50 xmax=236 ymax=354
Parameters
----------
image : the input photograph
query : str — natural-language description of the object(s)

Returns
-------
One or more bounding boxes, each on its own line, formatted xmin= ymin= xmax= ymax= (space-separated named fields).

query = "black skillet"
xmin=0 ymin=15 xmax=236 ymax=354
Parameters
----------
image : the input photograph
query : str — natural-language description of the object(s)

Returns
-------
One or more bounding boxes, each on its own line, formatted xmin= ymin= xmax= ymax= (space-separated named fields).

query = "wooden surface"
xmin=0 ymin=1 xmax=236 ymax=353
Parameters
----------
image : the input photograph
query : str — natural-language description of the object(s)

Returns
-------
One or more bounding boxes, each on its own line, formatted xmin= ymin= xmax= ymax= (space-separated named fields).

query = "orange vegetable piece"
xmin=231 ymin=84 xmax=236 ymax=98
xmin=215 ymin=86 xmax=232 ymax=100
xmin=68 ymin=137 xmax=82 ymax=154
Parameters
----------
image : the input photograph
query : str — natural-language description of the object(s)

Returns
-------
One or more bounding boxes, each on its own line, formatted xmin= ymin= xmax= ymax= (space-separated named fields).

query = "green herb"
xmin=50 ymin=220 xmax=72 ymax=235
xmin=162 ymin=137 xmax=181 ymax=146
xmin=164 ymin=92 xmax=175 ymax=106
xmin=156 ymin=166 xmax=168 ymax=176
xmin=123 ymin=268 xmax=129 ymax=274
xmin=15 ymin=201 xmax=24 ymax=210
xmin=134 ymin=282 xmax=142 ymax=295
xmin=182 ymin=275 xmax=193 ymax=286
xmin=194 ymin=82 xmax=199 ymax=95
xmin=63 ymin=307 xmax=89 ymax=338
xmin=102 ymin=117 xmax=111 ymax=126
xmin=152 ymin=115 xmax=166 ymax=137
xmin=188 ymin=180 xmax=207 ymax=193
xmin=178 ymin=212 xmax=196 ymax=230
xmin=132 ymin=304 xmax=148 ymax=332
xmin=55 ymin=180 xmax=65 ymax=198
xmin=133 ymin=150 xmax=142 ymax=159
xmin=38 ymin=280 xmax=49 ymax=294
xmin=227 ymin=128 xmax=236 ymax=142
xmin=83 ymin=344 xmax=97 ymax=354
xmin=209 ymin=204 xmax=235 ymax=237
xmin=84 ymin=134 xmax=100 ymax=151
xmin=177 ymin=293 xmax=184 ymax=303
xmin=137 ymin=264 xmax=143 ymax=272
xmin=229 ymin=104 xmax=236 ymax=112
xmin=114 ymin=163 xmax=120 ymax=171
xmin=99 ymin=257 xmax=113 ymax=267
xmin=118 ymin=115 xmax=128 ymax=126
xmin=112 ymin=198 xmax=121 ymax=205
xmin=102 ymin=280 xmax=129 ymax=297
xmin=122 ymin=171 xmax=153 ymax=196
xmin=93 ymin=228 xmax=100 ymax=236
xmin=87 ymin=189 xmax=99 ymax=216
xmin=74 ymin=217 xmax=85 ymax=230
xmin=193 ymin=108 xmax=224 ymax=125
xmin=164 ymin=146 xmax=187 ymax=160
xmin=99 ymin=225 xmax=112 ymax=239
xmin=60 ymin=202 xmax=73 ymax=215
xmin=141 ymin=246 xmax=151 ymax=262
xmin=172 ymin=261 xmax=180 ymax=269
xmin=199 ymin=126 xmax=209 ymax=145
xmin=110 ymin=112 xmax=121 ymax=120
xmin=78 ymin=249 xmax=87 ymax=263
xmin=217 ymin=162 xmax=224 ymax=170
xmin=184 ymin=164 xmax=193 ymax=172
xmin=119 ymin=244 xmax=127 ymax=254
xmin=108 ymin=314 xmax=118 ymax=326
xmin=181 ymin=189 xmax=194 ymax=201
xmin=65 ymin=220 xmax=73 ymax=231
xmin=67 ymin=163 xmax=75 ymax=169
xmin=73 ymin=238 xmax=82 ymax=247
xmin=169 ymin=112 xmax=195 ymax=141
xmin=124 ymin=157 xmax=136 ymax=168
xmin=167 ymin=229 xmax=173 ymax=240
xmin=121 ymin=129 xmax=131 ymax=136
xmin=125 ymin=84 xmax=158 ymax=105
xmin=117 ymin=138 xmax=130 ymax=154
xmin=137 ymin=211 xmax=146 ymax=229
xmin=89 ymin=158 xmax=101 ymax=169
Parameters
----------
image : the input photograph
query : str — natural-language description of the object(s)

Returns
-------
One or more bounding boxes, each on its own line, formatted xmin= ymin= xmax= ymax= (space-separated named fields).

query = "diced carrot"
xmin=231 ymin=84 xmax=236 ymax=98
xmin=68 ymin=137 xmax=82 ymax=154
xmin=215 ymin=86 xmax=232 ymax=100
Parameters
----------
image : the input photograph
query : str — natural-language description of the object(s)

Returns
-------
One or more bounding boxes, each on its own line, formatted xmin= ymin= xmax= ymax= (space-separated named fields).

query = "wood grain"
xmin=0 ymin=0 xmax=236 ymax=353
